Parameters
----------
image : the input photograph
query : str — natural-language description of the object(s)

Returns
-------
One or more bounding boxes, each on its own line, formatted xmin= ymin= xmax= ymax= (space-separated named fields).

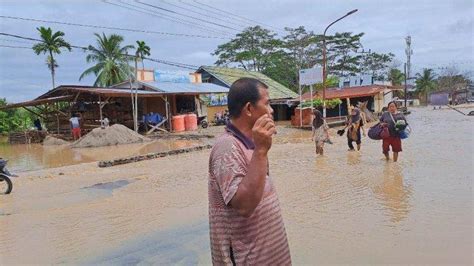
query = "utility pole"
xmin=404 ymin=63 xmax=408 ymax=108
xmin=405 ymin=36 xmax=413 ymax=80
xmin=405 ymin=36 xmax=413 ymax=109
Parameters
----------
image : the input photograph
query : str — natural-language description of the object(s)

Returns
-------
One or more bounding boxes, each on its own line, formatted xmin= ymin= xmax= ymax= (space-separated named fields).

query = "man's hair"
xmin=228 ymin=78 xmax=268 ymax=118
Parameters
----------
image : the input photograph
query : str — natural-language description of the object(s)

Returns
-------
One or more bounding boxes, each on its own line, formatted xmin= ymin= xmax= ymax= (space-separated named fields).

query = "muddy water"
xmin=0 ymin=139 xmax=206 ymax=173
xmin=0 ymin=107 xmax=472 ymax=264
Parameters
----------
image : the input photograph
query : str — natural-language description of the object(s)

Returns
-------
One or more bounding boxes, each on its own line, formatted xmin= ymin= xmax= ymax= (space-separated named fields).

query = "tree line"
xmin=1 ymin=26 xmax=472 ymax=133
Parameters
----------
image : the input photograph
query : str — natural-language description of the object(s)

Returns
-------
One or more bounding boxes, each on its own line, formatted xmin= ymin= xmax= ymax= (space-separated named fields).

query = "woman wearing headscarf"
xmin=311 ymin=109 xmax=330 ymax=155
xmin=380 ymin=101 xmax=407 ymax=162
xmin=346 ymin=107 xmax=365 ymax=151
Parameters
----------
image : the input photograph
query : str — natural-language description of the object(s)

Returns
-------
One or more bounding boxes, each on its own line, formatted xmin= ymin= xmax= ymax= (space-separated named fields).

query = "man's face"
xmin=249 ymin=87 xmax=273 ymax=125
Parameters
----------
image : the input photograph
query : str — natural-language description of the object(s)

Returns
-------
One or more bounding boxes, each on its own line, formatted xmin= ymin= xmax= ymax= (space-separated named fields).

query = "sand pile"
xmin=72 ymin=124 xmax=150 ymax=148
xmin=43 ymin=136 xmax=69 ymax=146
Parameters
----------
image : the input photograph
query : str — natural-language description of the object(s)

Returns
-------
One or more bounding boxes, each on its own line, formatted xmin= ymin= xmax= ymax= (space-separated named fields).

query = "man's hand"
xmin=252 ymin=114 xmax=275 ymax=154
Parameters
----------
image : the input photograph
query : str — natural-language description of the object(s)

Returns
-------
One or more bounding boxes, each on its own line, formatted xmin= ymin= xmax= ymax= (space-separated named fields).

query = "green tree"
xmin=325 ymin=32 xmax=364 ymax=76
xmin=283 ymin=26 xmax=319 ymax=70
xmin=134 ymin=40 xmax=151 ymax=79
xmin=388 ymin=68 xmax=405 ymax=86
xmin=261 ymin=50 xmax=297 ymax=90
xmin=415 ymin=68 xmax=437 ymax=104
xmin=360 ymin=52 xmax=394 ymax=80
xmin=80 ymin=33 xmax=134 ymax=86
xmin=32 ymin=27 xmax=71 ymax=89
xmin=213 ymin=26 xmax=282 ymax=71
xmin=0 ymin=99 xmax=34 ymax=133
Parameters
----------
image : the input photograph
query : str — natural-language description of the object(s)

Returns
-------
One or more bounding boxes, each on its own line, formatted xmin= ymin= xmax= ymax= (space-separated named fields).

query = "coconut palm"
xmin=79 ymin=33 xmax=134 ymax=87
xmin=415 ymin=68 xmax=437 ymax=104
xmin=46 ymin=55 xmax=58 ymax=73
xmin=388 ymin=68 xmax=405 ymax=86
xmin=134 ymin=40 xmax=151 ymax=80
xmin=32 ymin=27 xmax=71 ymax=89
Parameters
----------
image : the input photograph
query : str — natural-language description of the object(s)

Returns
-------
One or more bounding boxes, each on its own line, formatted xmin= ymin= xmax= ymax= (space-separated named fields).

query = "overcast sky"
xmin=0 ymin=0 xmax=473 ymax=103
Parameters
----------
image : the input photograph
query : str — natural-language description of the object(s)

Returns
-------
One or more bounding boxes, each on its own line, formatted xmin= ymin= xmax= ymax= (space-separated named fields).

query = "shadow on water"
xmin=84 ymin=220 xmax=210 ymax=265
xmin=83 ymin=180 xmax=132 ymax=192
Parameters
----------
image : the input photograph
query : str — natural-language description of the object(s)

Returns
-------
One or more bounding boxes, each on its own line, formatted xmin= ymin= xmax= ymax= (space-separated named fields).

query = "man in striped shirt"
xmin=208 ymin=78 xmax=291 ymax=265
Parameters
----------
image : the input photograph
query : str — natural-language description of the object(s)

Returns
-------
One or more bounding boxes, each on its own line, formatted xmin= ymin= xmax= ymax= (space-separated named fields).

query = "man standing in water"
xmin=208 ymin=78 xmax=291 ymax=265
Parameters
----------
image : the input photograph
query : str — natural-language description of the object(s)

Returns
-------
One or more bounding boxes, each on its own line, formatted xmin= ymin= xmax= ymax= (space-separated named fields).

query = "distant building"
xmin=195 ymin=66 xmax=298 ymax=121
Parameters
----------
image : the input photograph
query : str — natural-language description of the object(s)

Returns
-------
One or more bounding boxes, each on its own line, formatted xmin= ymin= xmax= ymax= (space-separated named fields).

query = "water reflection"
xmin=372 ymin=164 xmax=412 ymax=224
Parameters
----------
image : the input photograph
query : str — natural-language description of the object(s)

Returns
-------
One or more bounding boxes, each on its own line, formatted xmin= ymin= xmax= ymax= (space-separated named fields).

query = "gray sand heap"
xmin=72 ymin=124 xmax=150 ymax=148
xmin=43 ymin=136 xmax=69 ymax=146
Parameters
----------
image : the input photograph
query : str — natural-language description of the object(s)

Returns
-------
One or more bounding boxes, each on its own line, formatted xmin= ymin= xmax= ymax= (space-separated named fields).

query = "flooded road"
xmin=0 ymin=138 xmax=206 ymax=173
xmin=0 ymin=107 xmax=472 ymax=264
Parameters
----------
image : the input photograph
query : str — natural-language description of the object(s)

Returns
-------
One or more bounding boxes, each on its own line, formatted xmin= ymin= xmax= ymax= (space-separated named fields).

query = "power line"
xmin=0 ymin=38 xmax=35 ymax=44
xmin=179 ymin=0 xmax=254 ymax=29
xmin=102 ymin=0 xmax=233 ymax=37
xmin=0 ymin=44 xmax=32 ymax=49
xmin=0 ymin=32 xmax=201 ymax=70
xmin=158 ymin=0 xmax=250 ymax=29
xmin=0 ymin=41 xmax=298 ymax=90
xmin=135 ymin=0 xmax=240 ymax=32
xmin=0 ymin=15 xmax=228 ymax=40
xmin=191 ymin=0 xmax=285 ymax=34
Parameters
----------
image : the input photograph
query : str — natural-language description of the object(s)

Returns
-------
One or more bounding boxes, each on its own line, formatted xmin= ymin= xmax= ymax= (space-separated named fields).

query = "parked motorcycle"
xmin=0 ymin=159 xmax=15 ymax=194
xmin=214 ymin=110 xmax=230 ymax=126
xmin=198 ymin=115 xmax=209 ymax=128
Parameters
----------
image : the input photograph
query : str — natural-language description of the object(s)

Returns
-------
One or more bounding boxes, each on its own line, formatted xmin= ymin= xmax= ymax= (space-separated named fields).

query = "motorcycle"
xmin=214 ymin=111 xmax=230 ymax=126
xmin=198 ymin=115 xmax=209 ymax=128
xmin=0 ymin=159 xmax=15 ymax=194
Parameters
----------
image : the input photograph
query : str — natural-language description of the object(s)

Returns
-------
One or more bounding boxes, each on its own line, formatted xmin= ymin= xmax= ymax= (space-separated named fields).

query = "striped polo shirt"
xmin=208 ymin=123 xmax=291 ymax=265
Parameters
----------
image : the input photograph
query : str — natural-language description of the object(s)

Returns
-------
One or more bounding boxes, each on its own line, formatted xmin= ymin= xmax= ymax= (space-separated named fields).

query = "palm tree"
xmin=32 ymin=27 xmax=71 ymax=89
xmin=415 ymin=68 xmax=437 ymax=104
xmin=131 ymin=41 xmax=151 ymax=131
xmin=46 ymin=55 xmax=58 ymax=74
xmin=134 ymin=40 xmax=151 ymax=80
xmin=79 ymin=33 xmax=134 ymax=87
xmin=388 ymin=68 xmax=405 ymax=86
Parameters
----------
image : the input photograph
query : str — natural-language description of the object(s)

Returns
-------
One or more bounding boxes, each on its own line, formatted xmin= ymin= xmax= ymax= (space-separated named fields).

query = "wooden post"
xmin=99 ymin=95 xmax=103 ymax=121
xmin=166 ymin=95 xmax=171 ymax=132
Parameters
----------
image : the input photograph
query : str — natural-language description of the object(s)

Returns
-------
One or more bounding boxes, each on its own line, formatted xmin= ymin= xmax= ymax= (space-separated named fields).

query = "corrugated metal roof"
xmin=141 ymin=81 xmax=229 ymax=94
xmin=302 ymin=85 xmax=392 ymax=100
xmin=1 ymin=95 xmax=73 ymax=110
xmin=197 ymin=66 xmax=298 ymax=100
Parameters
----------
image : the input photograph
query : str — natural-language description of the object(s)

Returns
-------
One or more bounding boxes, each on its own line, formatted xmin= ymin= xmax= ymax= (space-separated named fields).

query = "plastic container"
xmin=172 ymin=115 xmax=185 ymax=132
xmin=184 ymin=113 xmax=198 ymax=131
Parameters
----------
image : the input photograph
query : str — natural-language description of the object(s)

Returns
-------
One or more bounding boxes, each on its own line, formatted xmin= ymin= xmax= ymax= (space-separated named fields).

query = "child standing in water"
xmin=312 ymin=109 xmax=330 ymax=155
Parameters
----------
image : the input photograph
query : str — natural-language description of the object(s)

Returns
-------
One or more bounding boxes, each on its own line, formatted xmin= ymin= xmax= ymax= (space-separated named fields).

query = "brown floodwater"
xmin=0 ymin=138 xmax=207 ymax=173
xmin=0 ymin=107 xmax=472 ymax=265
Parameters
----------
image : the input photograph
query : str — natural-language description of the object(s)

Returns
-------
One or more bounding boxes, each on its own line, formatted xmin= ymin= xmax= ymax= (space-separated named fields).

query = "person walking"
xmin=346 ymin=107 xmax=365 ymax=151
xmin=312 ymin=109 xmax=330 ymax=155
xmin=380 ymin=101 xmax=407 ymax=162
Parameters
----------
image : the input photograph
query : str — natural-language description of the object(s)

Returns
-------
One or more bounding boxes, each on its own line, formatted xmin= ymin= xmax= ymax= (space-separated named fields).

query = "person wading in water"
xmin=346 ymin=107 xmax=365 ymax=151
xmin=312 ymin=109 xmax=330 ymax=156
